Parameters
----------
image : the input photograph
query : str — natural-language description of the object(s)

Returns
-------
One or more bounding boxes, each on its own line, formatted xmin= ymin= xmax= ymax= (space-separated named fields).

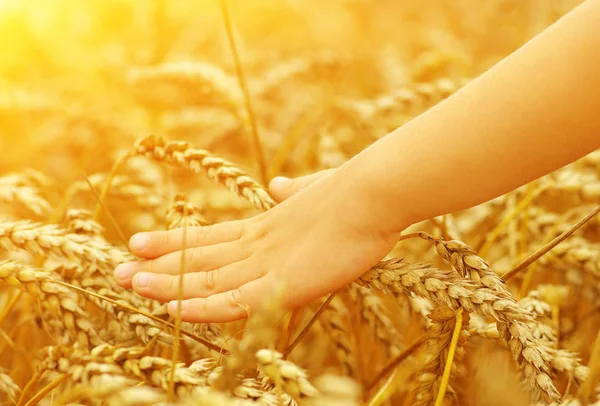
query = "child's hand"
xmin=113 ymin=167 xmax=401 ymax=322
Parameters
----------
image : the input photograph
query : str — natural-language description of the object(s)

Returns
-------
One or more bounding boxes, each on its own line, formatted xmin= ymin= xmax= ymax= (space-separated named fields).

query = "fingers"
xmin=128 ymin=220 xmax=245 ymax=259
xmin=167 ymin=275 xmax=274 ymax=323
xmin=268 ymin=169 xmax=335 ymax=202
xmin=114 ymin=241 xmax=250 ymax=288
xmin=131 ymin=258 xmax=259 ymax=302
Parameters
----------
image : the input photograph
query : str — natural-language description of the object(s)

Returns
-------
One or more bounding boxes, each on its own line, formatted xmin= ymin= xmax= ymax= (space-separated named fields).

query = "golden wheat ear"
xmin=133 ymin=135 xmax=276 ymax=211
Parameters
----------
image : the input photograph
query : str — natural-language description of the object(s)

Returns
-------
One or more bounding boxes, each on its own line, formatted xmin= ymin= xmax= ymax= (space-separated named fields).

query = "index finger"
xmin=129 ymin=220 xmax=245 ymax=259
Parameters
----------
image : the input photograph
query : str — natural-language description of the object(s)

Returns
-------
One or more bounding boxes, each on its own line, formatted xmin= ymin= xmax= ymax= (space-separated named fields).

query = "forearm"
xmin=341 ymin=0 xmax=600 ymax=233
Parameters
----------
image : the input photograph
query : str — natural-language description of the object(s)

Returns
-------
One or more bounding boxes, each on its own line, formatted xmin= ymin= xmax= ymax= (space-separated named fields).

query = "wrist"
xmin=333 ymin=156 xmax=422 ymax=237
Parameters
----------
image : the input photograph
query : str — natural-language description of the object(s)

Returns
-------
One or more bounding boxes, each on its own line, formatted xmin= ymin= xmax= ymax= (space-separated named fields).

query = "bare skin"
xmin=115 ymin=0 xmax=600 ymax=323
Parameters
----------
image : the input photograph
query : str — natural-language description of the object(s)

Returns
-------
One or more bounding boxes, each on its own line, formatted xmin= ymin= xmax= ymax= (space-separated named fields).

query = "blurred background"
xmin=0 ymin=0 xmax=583 ymax=180
xmin=0 ymin=2 xmax=594 ymax=405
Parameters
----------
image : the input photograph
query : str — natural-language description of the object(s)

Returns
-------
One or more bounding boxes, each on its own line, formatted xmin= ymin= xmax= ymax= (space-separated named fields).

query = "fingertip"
xmin=167 ymin=300 xmax=188 ymax=320
xmin=167 ymin=300 xmax=177 ymax=316
xmin=114 ymin=263 xmax=135 ymax=288
xmin=129 ymin=233 xmax=151 ymax=255
xmin=269 ymin=177 xmax=293 ymax=202
xmin=268 ymin=176 xmax=291 ymax=192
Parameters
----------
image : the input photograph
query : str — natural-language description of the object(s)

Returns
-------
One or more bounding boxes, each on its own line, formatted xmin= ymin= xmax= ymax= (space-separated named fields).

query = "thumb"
xmin=268 ymin=169 xmax=335 ymax=202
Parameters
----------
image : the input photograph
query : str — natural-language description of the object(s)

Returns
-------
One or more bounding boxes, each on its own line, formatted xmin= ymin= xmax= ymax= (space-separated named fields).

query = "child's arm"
xmin=344 ymin=0 xmax=600 ymax=235
xmin=115 ymin=0 xmax=600 ymax=323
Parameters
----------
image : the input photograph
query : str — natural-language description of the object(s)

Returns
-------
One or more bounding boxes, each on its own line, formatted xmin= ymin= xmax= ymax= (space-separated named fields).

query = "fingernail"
xmin=134 ymin=272 xmax=152 ymax=288
xmin=129 ymin=233 xmax=149 ymax=251
xmin=269 ymin=176 xmax=291 ymax=191
xmin=114 ymin=263 xmax=135 ymax=281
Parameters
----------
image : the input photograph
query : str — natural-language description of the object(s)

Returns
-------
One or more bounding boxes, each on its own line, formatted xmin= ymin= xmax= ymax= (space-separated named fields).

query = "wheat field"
xmin=0 ymin=0 xmax=599 ymax=405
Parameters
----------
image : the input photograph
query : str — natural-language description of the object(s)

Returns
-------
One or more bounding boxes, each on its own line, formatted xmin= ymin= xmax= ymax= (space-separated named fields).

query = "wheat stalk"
xmin=128 ymin=61 xmax=243 ymax=112
xmin=0 ymin=183 xmax=51 ymax=218
xmin=0 ymin=220 xmax=129 ymax=269
xmin=166 ymin=193 xmax=211 ymax=229
xmin=318 ymin=295 xmax=358 ymax=377
xmin=132 ymin=135 xmax=275 ymax=211
xmin=349 ymin=285 xmax=403 ymax=357
xmin=256 ymin=349 xmax=320 ymax=401
xmin=0 ymin=260 xmax=102 ymax=349
xmin=358 ymin=258 xmax=561 ymax=401
xmin=339 ymin=77 xmax=470 ymax=121
xmin=42 ymin=344 xmax=219 ymax=397
xmin=414 ymin=306 xmax=468 ymax=406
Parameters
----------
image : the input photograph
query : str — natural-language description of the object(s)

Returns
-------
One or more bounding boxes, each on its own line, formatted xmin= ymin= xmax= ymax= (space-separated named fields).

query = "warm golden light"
xmin=0 ymin=1 xmax=597 ymax=405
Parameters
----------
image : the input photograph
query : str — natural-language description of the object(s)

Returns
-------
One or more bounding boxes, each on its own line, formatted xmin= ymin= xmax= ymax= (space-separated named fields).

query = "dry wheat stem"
xmin=478 ymin=183 xmax=547 ymax=257
xmin=350 ymin=285 xmax=403 ymax=357
xmin=24 ymin=374 xmax=67 ymax=406
xmin=93 ymin=153 xmax=130 ymax=222
xmin=503 ymin=205 xmax=600 ymax=281
xmin=167 ymin=195 xmax=225 ymax=351
xmin=366 ymin=334 xmax=428 ymax=392
xmin=284 ymin=290 xmax=339 ymax=358
xmin=169 ymin=195 xmax=189 ymax=401
xmin=519 ymin=207 xmax=580 ymax=295
xmin=16 ymin=369 xmax=45 ymax=406
xmin=542 ymin=236 xmax=600 ymax=280
xmin=219 ymin=0 xmax=268 ymax=186
xmin=414 ymin=307 xmax=467 ymax=406
xmin=79 ymin=169 xmax=128 ymax=246
xmin=433 ymin=308 xmax=464 ymax=406
xmin=318 ymin=295 xmax=358 ymax=377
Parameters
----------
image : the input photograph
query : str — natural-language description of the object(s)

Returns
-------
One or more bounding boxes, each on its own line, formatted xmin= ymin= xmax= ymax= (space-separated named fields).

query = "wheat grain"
xmin=349 ymin=285 xmax=403 ymax=357
xmin=0 ymin=260 xmax=102 ymax=349
xmin=339 ymin=77 xmax=470 ymax=121
xmin=414 ymin=306 xmax=469 ymax=406
xmin=65 ymin=209 xmax=105 ymax=237
xmin=128 ymin=61 xmax=243 ymax=112
xmin=358 ymin=258 xmax=561 ymax=401
xmin=167 ymin=193 xmax=211 ymax=229
xmin=256 ymin=349 xmax=320 ymax=401
xmin=542 ymin=236 xmax=600 ymax=279
xmin=133 ymin=135 xmax=275 ymax=211
xmin=0 ymin=220 xmax=129 ymax=268
xmin=0 ymin=369 xmax=21 ymax=404
xmin=1 ymin=3 xmax=599 ymax=405
xmin=0 ymin=172 xmax=52 ymax=218
xmin=318 ymin=295 xmax=358 ymax=377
